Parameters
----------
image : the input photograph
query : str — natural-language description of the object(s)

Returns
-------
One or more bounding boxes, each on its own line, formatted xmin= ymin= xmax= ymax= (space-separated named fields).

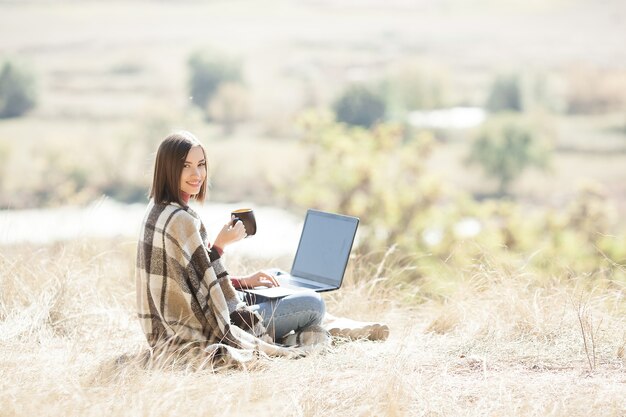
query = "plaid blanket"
xmin=135 ymin=201 xmax=296 ymax=366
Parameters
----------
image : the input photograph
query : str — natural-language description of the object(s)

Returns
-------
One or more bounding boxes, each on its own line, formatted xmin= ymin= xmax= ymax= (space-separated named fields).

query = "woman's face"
xmin=180 ymin=145 xmax=207 ymax=196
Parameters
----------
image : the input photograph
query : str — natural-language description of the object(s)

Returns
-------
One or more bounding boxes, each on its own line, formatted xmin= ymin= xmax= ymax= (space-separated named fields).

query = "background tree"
xmin=486 ymin=74 xmax=523 ymax=113
xmin=284 ymin=110 xmax=441 ymax=254
xmin=379 ymin=62 xmax=451 ymax=121
xmin=333 ymin=84 xmax=386 ymax=128
xmin=565 ymin=66 xmax=626 ymax=114
xmin=467 ymin=115 xmax=552 ymax=195
xmin=207 ymin=82 xmax=250 ymax=136
xmin=0 ymin=60 xmax=37 ymax=118
xmin=187 ymin=50 xmax=242 ymax=115
xmin=278 ymin=112 xmax=625 ymax=285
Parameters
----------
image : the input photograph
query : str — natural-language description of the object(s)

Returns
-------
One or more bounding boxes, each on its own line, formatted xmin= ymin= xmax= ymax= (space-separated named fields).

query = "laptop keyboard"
xmin=278 ymin=278 xmax=319 ymax=290
xmin=292 ymin=281 xmax=318 ymax=289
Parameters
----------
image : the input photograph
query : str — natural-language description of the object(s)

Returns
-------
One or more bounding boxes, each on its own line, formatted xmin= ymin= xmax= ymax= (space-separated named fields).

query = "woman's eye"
xmin=199 ymin=162 xmax=206 ymax=166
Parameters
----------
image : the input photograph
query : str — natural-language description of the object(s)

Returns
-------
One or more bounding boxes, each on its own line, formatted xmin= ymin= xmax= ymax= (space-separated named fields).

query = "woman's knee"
xmin=296 ymin=290 xmax=325 ymax=324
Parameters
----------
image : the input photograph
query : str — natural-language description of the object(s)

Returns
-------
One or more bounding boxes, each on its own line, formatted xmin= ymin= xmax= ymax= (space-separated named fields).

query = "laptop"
xmin=243 ymin=209 xmax=359 ymax=299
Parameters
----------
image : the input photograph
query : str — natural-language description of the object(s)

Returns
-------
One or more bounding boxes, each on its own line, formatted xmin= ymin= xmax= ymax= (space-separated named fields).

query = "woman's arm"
xmin=214 ymin=216 xmax=246 ymax=249
xmin=231 ymin=276 xmax=244 ymax=289
xmin=231 ymin=272 xmax=280 ymax=289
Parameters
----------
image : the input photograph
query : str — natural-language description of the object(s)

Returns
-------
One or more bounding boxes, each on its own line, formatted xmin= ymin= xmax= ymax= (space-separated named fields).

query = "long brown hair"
xmin=149 ymin=131 xmax=208 ymax=206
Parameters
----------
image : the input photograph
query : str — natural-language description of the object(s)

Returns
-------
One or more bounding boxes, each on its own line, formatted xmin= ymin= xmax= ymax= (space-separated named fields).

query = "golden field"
xmin=0 ymin=239 xmax=625 ymax=416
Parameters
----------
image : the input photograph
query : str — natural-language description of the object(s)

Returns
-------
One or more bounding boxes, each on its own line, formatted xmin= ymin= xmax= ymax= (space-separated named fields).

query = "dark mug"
xmin=231 ymin=208 xmax=257 ymax=237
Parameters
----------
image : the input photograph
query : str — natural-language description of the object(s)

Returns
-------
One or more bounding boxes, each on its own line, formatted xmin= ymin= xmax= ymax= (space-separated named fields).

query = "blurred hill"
xmin=0 ymin=0 xmax=624 ymax=210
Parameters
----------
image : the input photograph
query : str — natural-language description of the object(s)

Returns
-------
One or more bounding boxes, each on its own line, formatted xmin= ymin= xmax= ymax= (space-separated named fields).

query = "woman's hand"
xmin=214 ymin=216 xmax=246 ymax=249
xmin=238 ymin=271 xmax=280 ymax=289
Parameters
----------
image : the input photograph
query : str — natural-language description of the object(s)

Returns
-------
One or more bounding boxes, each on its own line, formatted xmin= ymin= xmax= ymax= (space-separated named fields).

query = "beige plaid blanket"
xmin=135 ymin=201 xmax=297 ymax=366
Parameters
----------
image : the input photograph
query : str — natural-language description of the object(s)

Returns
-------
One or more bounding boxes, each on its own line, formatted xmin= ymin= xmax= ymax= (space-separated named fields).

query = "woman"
xmin=135 ymin=131 xmax=327 ymax=364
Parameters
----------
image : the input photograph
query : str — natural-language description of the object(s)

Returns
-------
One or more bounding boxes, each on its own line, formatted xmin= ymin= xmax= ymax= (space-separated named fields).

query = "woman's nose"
xmin=191 ymin=166 xmax=202 ymax=178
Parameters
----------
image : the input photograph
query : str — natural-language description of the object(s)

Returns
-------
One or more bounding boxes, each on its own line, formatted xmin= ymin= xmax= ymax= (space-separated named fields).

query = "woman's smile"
xmin=180 ymin=145 xmax=207 ymax=196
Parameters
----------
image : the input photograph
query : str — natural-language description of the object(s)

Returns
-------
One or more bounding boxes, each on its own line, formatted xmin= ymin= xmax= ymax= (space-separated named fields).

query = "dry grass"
xmin=1 ymin=238 xmax=625 ymax=416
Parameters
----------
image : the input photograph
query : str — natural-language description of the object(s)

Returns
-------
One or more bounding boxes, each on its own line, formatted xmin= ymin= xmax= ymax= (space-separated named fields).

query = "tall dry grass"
xmin=0 ymin=238 xmax=625 ymax=416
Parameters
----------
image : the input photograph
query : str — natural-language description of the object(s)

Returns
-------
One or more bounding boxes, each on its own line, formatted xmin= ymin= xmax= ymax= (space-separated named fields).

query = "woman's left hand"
xmin=240 ymin=271 xmax=280 ymax=289
xmin=214 ymin=216 xmax=246 ymax=249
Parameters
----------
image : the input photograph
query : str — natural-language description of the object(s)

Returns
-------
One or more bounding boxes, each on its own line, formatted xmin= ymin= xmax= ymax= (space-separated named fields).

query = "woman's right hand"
xmin=214 ymin=216 xmax=247 ymax=249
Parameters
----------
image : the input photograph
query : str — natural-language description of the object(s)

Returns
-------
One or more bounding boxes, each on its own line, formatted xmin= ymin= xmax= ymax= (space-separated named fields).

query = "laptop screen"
xmin=290 ymin=209 xmax=359 ymax=287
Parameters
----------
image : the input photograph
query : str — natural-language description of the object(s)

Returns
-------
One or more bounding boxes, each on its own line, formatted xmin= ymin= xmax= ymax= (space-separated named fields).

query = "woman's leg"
xmin=250 ymin=290 xmax=325 ymax=341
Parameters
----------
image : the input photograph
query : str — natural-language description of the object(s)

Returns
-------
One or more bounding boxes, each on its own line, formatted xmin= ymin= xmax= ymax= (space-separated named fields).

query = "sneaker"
xmin=322 ymin=316 xmax=390 ymax=341
xmin=280 ymin=324 xmax=331 ymax=350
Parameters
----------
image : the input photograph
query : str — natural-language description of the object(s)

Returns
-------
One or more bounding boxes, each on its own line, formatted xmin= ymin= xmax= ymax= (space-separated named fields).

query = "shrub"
xmin=285 ymin=110 xmax=440 ymax=255
xmin=379 ymin=62 xmax=451 ymax=118
xmin=486 ymin=74 xmax=523 ymax=113
xmin=187 ymin=50 xmax=242 ymax=112
xmin=333 ymin=84 xmax=386 ymax=128
xmin=0 ymin=60 xmax=36 ymax=118
xmin=466 ymin=115 xmax=552 ymax=195
xmin=278 ymin=114 xmax=625 ymax=289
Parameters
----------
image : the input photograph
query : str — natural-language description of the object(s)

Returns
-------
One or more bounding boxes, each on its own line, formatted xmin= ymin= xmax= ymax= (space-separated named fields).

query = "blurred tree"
xmin=380 ymin=62 xmax=451 ymax=120
xmin=187 ymin=50 xmax=242 ymax=114
xmin=333 ymin=84 xmax=386 ymax=128
xmin=277 ymin=112 xmax=625 ymax=288
xmin=467 ymin=115 xmax=552 ymax=196
xmin=486 ymin=74 xmax=523 ymax=113
xmin=565 ymin=66 xmax=626 ymax=114
xmin=207 ymin=82 xmax=250 ymax=136
xmin=284 ymin=110 xmax=440 ymax=254
xmin=0 ymin=60 xmax=36 ymax=118
xmin=566 ymin=182 xmax=615 ymax=239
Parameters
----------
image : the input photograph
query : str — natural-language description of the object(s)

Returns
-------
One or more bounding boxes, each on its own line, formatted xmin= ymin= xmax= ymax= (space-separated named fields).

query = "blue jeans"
xmin=244 ymin=290 xmax=325 ymax=340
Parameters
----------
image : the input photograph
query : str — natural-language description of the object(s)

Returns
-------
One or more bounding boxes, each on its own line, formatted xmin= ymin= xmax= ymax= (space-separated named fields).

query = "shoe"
xmin=280 ymin=325 xmax=331 ymax=349
xmin=322 ymin=316 xmax=390 ymax=341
